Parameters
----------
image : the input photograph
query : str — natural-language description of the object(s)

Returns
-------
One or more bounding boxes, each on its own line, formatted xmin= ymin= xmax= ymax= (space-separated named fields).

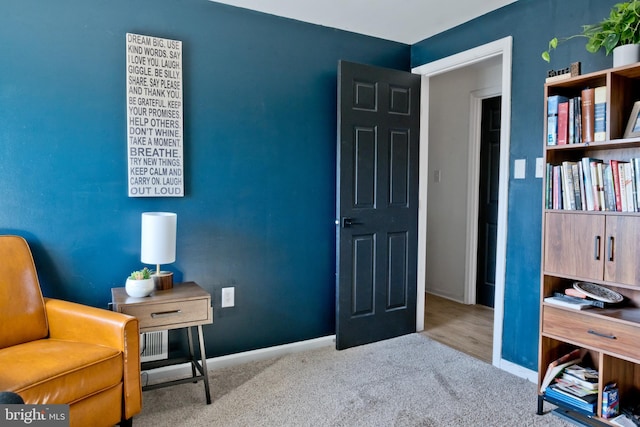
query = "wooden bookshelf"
xmin=538 ymin=62 xmax=640 ymax=424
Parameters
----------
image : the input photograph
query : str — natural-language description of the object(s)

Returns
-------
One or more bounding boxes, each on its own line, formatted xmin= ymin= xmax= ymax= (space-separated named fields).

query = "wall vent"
xmin=140 ymin=331 xmax=168 ymax=362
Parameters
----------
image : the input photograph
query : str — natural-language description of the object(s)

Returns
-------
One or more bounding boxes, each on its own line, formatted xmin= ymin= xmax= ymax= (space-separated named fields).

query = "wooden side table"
xmin=111 ymin=281 xmax=213 ymax=404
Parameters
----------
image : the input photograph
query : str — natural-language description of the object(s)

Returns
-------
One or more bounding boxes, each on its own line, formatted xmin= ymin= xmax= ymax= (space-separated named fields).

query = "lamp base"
xmin=152 ymin=271 xmax=173 ymax=290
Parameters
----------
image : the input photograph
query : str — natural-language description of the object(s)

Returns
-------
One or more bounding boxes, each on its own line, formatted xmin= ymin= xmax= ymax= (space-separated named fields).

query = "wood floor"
xmin=421 ymin=293 xmax=494 ymax=363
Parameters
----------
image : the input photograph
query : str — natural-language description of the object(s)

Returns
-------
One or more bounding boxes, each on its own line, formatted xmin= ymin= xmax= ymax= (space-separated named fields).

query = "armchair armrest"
xmin=44 ymin=298 xmax=142 ymax=420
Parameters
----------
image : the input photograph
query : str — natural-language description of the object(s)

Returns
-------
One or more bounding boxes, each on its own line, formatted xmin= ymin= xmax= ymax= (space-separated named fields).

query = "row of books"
xmin=541 ymin=349 xmax=598 ymax=415
xmin=545 ymin=383 xmax=597 ymax=415
xmin=545 ymin=157 xmax=640 ymax=212
xmin=547 ymin=87 xmax=606 ymax=146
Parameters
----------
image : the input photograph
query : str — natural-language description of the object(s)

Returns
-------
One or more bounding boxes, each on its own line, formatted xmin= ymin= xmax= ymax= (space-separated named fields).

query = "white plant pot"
xmin=613 ymin=44 xmax=640 ymax=68
xmin=125 ymin=278 xmax=155 ymax=297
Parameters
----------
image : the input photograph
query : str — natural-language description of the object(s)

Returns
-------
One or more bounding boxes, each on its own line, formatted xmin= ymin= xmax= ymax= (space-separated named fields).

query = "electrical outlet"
xmin=221 ymin=287 xmax=235 ymax=308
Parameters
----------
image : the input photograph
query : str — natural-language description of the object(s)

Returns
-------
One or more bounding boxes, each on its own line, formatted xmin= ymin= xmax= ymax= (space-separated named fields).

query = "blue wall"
xmin=0 ymin=0 xmax=410 ymax=357
xmin=1 ymin=0 xmax=625 ymax=371
xmin=412 ymin=0 xmax=617 ymax=369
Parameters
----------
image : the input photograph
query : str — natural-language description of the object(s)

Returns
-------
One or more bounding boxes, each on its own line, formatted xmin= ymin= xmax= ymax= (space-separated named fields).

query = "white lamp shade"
xmin=141 ymin=212 xmax=177 ymax=265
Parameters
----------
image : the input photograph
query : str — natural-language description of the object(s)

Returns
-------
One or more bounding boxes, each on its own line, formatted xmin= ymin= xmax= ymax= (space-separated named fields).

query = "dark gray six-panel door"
xmin=476 ymin=96 xmax=501 ymax=308
xmin=336 ymin=61 xmax=420 ymax=350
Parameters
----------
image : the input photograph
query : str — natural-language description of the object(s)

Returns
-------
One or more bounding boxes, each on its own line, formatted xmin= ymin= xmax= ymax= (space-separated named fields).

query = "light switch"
xmin=514 ymin=159 xmax=526 ymax=179
xmin=535 ymin=157 xmax=544 ymax=178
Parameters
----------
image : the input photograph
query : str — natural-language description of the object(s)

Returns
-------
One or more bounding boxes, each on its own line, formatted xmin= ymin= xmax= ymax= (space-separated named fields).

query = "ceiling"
xmin=210 ymin=0 xmax=518 ymax=44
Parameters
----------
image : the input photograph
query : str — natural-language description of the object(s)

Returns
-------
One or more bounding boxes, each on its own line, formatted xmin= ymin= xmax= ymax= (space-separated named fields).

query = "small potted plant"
xmin=542 ymin=1 xmax=640 ymax=67
xmin=125 ymin=267 xmax=154 ymax=297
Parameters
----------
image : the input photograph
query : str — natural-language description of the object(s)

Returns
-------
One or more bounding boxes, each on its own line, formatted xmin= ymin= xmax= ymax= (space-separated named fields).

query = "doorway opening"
xmin=413 ymin=36 xmax=512 ymax=368
xmin=422 ymin=93 xmax=501 ymax=363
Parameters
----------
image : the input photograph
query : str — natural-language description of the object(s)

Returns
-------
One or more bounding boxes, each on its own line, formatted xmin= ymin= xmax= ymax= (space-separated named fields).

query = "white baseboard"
xmin=144 ymin=335 xmax=336 ymax=385
xmin=498 ymin=358 xmax=538 ymax=383
xmin=143 ymin=335 xmax=539 ymax=388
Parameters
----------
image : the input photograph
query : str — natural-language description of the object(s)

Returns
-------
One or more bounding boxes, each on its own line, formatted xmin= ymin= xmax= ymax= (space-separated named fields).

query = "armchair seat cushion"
xmin=0 ymin=236 xmax=141 ymax=426
xmin=0 ymin=339 xmax=122 ymax=404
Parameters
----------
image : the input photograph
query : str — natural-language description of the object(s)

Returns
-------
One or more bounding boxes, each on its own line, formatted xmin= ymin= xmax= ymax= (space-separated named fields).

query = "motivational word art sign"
xmin=126 ymin=33 xmax=183 ymax=197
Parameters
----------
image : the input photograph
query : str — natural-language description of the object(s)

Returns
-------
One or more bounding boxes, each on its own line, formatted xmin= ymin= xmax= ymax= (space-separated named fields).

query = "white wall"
xmin=426 ymin=56 xmax=502 ymax=302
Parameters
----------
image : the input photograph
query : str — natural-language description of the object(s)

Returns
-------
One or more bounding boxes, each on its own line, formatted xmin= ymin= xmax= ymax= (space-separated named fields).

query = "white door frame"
xmin=412 ymin=36 xmax=512 ymax=368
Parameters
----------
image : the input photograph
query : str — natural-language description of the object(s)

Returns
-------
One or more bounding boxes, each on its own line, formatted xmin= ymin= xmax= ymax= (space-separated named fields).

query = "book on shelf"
xmin=547 ymin=95 xmax=568 ymax=145
xmin=624 ymin=162 xmax=636 ymax=212
xmin=595 ymin=162 xmax=606 ymax=211
xmin=590 ymin=159 xmax=604 ymax=211
xmin=574 ymin=95 xmax=582 ymax=143
xmin=568 ymin=98 xmax=576 ymax=144
xmin=573 ymin=163 xmax=583 ymax=210
xmin=563 ymin=364 xmax=599 ymax=385
xmin=553 ymin=292 xmax=606 ymax=308
xmin=545 ymin=383 xmax=597 ymax=414
xmin=577 ymin=162 xmax=586 ymax=211
xmin=604 ymin=164 xmax=617 ymax=211
xmin=612 ymin=160 xmax=625 ymax=212
xmin=550 ymin=164 xmax=563 ymax=209
xmin=558 ymin=101 xmax=569 ymax=145
xmin=581 ymin=88 xmax=595 ymax=143
xmin=594 ymin=86 xmax=607 ymax=142
xmin=557 ymin=165 xmax=564 ymax=209
xmin=620 ymin=162 xmax=630 ymax=212
xmin=545 ymin=296 xmax=593 ymax=310
xmin=631 ymin=157 xmax=640 ymax=211
xmin=581 ymin=157 xmax=600 ymax=211
xmin=587 ymin=161 xmax=598 ymax=210
xmin=561 ymin=161 xmax=577 ymax=210
xmin=546 ymin=163 xmax=553 ymax=209
xmin=540 ymin=348 xmax=584 ymax=393
xmin=553 ymin=384 xmax=599 ymax=405
xmin=555 ymin=377 xmax=597 ymax=396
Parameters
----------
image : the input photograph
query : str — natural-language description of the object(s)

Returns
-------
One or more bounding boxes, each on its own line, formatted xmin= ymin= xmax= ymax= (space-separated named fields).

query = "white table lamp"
xmin=141 ymin=212 xmax=177 ymax=290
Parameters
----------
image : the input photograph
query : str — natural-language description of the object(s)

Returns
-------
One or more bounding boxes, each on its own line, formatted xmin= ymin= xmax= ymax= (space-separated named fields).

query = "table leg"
xmin=186 ymin=327 xmax=197 ymax=379
xmin=537 ymin=395 xmax=544 ymax=415
xmin=197 ymin=325 xmax=212 ymax=404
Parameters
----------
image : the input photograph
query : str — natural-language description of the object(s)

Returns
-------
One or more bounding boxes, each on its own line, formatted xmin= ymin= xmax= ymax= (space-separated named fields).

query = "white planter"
xmin=613 ymin=44 xmax=640 ymax=68
xmin=125 ymin=278 xmax=155 ymax=297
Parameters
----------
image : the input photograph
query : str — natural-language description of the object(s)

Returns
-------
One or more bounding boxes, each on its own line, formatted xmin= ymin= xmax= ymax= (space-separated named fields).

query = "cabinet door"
xmin=544 ymin=212 xmax=604 ymax=280
xmin=605 ymin=215 xmax=640 ymax=286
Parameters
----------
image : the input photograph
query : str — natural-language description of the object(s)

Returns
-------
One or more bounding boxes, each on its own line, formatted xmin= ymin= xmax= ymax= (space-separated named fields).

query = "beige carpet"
xmin=133 ymin=333 xmax=571 ymax=427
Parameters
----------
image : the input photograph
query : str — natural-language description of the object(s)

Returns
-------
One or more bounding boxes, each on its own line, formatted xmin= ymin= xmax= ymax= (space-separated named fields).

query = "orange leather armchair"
xmin=0 ymin=235 xmax=142 ymax=427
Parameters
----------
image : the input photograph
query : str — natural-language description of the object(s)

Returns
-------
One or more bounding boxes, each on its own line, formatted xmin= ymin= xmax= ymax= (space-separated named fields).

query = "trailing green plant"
xmin=129 ymin=267 xmax=151 ymax=280
xmin=542 ymin=1 xmax=640 ymax=62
